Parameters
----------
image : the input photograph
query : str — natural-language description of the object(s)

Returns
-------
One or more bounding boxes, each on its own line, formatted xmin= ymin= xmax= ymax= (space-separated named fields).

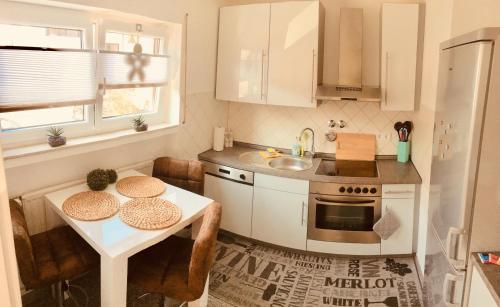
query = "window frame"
xmin=94 ymin=22 xmax=169 ymax=133
xmin=0 ymin=18 xmax=96 ymax=149
xmin=0 ymin=13 xmax=172 ymax=149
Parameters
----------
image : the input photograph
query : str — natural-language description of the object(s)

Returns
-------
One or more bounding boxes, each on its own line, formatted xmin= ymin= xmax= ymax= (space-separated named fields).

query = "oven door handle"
xmin=315 ymin=197 xmax=376 ymax=206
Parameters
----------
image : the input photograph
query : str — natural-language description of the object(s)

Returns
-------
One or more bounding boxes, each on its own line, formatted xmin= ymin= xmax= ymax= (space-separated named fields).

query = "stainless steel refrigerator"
xmin=424 ymin=28 xmax=500 ymax=306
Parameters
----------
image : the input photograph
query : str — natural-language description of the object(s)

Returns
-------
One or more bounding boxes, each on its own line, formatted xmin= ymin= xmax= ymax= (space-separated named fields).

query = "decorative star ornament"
xmin=126 ymin=43 xmax=150 ymax=82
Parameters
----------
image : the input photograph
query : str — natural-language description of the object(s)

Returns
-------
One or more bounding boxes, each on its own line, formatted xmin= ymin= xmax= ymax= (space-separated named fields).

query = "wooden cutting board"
xmin=336 ymin=133 xmax=376 ymax=161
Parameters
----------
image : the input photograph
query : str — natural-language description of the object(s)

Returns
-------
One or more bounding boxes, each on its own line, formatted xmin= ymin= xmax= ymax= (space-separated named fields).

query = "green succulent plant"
xmin=87 ymin=169 xmax=109 ymax=191
xmin=47 ymin=126 xmax=64 ymax=137
xmin=106 ymin=169 xmax=118 ymax=184
xmin=132 ymin=115 xmax=145 ymax=128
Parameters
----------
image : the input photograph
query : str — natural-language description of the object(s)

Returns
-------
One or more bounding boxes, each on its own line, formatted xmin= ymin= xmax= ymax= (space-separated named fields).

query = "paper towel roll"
xmin=213 ymin=126 xmax=225 ymax=151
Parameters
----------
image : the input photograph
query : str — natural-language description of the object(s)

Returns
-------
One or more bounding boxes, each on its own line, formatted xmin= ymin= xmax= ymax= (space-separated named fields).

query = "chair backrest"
xmin=9 ymin=200 xmax=38 ymax=287
xmin=188 ymin=202 xmax=222 ymax=298
xmin=153 ymin=157 xmax=205 ymax=195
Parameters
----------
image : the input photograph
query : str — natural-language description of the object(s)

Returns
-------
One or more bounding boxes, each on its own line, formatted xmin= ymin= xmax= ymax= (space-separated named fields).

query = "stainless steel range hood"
xmin=316 ymin=8 xmax=381 ymax=102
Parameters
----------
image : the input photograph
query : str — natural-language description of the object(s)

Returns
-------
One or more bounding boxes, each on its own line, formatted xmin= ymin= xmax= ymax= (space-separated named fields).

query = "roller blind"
xmin=99 ymin=50 xmax=168 ymax=89
xmin=0 ymin=47 xmax=97 ymax=112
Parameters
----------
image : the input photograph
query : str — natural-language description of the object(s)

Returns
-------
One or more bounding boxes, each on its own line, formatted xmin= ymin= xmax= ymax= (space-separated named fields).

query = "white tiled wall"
xmin=227 ymin=101 xmax=413 ymax=155
xmin=172 ymin=92 xmax=228 ymax=159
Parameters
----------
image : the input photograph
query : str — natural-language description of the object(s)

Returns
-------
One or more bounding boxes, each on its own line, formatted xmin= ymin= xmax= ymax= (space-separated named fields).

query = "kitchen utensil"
xmin=403 ymin=121 xmax=413 ymax=135
xmin=394 ymin=122 xmax=404 ymax=133
xmin=402 ymin=127 xmax=408 ymax=142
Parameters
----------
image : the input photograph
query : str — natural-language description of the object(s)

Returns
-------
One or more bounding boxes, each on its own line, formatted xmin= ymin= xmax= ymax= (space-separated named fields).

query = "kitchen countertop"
xmin=471 ymin=252 xmax=500 ymax=305
xmin=198 ymin=143 xmax=422 ymax=184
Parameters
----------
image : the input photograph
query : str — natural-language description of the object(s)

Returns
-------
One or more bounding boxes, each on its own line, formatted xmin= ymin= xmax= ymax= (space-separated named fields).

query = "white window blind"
xmin=99 ymin=50 xmax=168 ymax=89
xmin=0 ymin=47 xmax=97 ymax=112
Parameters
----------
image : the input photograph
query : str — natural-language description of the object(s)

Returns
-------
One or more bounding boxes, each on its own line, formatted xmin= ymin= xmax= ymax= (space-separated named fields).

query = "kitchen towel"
xmin=373 ymin=208 xmax=401 ymax=240
xmin=213 ymin=126 xmax=225 ymax=151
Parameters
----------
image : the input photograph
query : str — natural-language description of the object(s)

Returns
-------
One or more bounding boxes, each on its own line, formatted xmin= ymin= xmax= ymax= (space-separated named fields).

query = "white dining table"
xmin=44 ymin=169 xmax=214 ymax=307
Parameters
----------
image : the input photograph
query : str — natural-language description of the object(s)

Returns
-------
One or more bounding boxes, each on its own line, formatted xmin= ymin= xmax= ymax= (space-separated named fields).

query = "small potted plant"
xmin=47 ymin=126 xmax=66 ymax=147
xmin=132 ymin=115 xmax=148 ymax=132
xmin=87 ymin=169 xmax=109 ymax=191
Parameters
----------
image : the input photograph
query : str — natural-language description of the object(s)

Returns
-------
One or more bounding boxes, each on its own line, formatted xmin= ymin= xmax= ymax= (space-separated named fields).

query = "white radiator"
xmin=20 ymin=160 xmax=153 ymax=235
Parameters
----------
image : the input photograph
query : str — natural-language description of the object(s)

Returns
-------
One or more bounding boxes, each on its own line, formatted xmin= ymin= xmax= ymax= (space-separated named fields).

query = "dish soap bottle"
xmin=291 ymin=137 xmax=301 ymax=156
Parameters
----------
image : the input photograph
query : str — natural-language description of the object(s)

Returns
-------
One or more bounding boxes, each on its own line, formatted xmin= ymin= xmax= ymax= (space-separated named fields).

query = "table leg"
xmin=101 ymin=255 xmax=128 ymax=307
xmin=189 ymin=216 xmax=209 ymax=307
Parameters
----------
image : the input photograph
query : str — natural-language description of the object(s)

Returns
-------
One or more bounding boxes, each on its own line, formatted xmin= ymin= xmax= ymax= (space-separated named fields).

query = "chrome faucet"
xmin=300 ymin=128 xmax=315 ymax=157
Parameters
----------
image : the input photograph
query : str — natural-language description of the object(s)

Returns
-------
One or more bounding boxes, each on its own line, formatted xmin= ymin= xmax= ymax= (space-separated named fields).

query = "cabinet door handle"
xmin=442 ymin=273 xmax=461 ymax=307
xmin=384 ymin=52 xmax=389 ymax=106
xmin=301 ymin=201 xmax=305 ymax=226
xmin=311 ymin=49 xmax=316 ymax=104
xmin=384 ymin=190 xmax=414 ymax=194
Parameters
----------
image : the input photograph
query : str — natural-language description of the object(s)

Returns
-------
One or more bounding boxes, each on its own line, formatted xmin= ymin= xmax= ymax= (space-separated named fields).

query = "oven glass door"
xmin=308 ymin=194 xmax=381 ymax=244
xmin=315 ymin=200 xmax=375 ymax=231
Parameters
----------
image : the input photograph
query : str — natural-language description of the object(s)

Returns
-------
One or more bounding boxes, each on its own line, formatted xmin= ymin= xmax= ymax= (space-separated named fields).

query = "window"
xmin=0 ymin=24 xmax=86 ymax=130
xmin=102 ymin=31 xmax=163 ymax=118
xmin=0 ymin=9 xmax=175 ymax=149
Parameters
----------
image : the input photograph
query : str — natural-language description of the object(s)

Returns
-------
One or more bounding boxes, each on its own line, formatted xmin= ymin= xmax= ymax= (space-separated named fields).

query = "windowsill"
xmin=3 ymin=123 xmax=178 ymax=169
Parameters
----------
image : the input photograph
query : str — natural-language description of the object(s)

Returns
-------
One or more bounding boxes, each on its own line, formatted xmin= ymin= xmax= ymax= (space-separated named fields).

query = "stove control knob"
xmin=354 ymin=187 xmax=361 ymax=194
xmin=240 ymin=174 xmax=246 ymax=180
xmin=339 ymin=187 xmax=346 ymax=193
xmin=370 ymin=188 xmax=377 ymax=194
xmin=347 ymin=187 xmax=353 ymax=193
xmin=362 ymin=188 xmax=369 ymax=194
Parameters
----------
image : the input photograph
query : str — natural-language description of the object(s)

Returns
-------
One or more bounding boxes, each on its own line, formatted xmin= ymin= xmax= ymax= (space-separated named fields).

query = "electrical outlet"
xmin=377 ymin=133 xmax=392 ymax=141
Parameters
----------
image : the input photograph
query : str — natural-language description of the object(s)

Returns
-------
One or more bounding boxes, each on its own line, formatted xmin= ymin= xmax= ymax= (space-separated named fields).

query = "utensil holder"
xmin=397 ymin=141 xmax=410 ymax=163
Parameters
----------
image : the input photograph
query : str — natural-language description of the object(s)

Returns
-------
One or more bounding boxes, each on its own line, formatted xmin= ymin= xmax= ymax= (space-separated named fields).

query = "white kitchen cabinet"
xmin=252 ymin=174 xmax=308 ymax=250
xmin=380 ymin=184 xmax=415 ymax=255
xmin=204 ymin=174 xmax=253 ymax=237
xmin=216 ymin=1 xmax=323 ymax=108
xmin=467 ymin=265 xmax=497 ymax=307
xmin=216 ymin=4 xmax=270 ymax=104
xmin=267 ymin=1 xmax=324 ymax=108
xmin=381 ymin=3 xmax=420 ymax=111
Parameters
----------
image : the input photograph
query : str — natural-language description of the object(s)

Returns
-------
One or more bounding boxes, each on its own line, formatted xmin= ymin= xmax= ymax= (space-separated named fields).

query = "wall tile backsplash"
xmin=174 ymin=92 xmax=228 ymax=159
xmin=227 ymin=101 xmax=413 ymax=155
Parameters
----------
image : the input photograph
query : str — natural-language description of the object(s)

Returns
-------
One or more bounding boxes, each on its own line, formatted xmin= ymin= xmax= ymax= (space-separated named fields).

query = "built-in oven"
xmin=308 ymin=182 xmax=382 ymax=244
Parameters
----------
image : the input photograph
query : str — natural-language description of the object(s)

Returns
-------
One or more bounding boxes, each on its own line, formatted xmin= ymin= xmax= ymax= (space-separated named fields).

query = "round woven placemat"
xmin=116 ymin=176 xmax=166 ymax=198
xmin=63 ymin=191 xmax=120 ymax=221
xmin=119 ymin=198 xmax=182 ymax=230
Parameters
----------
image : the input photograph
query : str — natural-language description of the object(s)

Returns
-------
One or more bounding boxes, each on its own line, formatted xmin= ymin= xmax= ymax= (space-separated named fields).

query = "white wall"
xmin=451 ymin=0 xmax=500 ymax=36
xmin=1 ymin=0 xmax=227 ymax=197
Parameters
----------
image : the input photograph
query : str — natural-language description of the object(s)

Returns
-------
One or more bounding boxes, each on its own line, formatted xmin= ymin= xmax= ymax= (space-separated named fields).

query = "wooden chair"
xmin=10 ymin=199 xmax=99 ymax=306
xmin=153 ymin=157 xmax=205 ymax=195
xmin=128 ymin=202 xmax=222 ymax=305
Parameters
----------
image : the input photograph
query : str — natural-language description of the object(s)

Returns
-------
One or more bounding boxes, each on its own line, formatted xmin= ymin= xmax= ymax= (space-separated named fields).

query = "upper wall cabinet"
xmin=381 ymin=3 xmax=420 ymax=111
xmin=216 ymin=4 xmax=270 ymax=104
xmin=216 ymin=1 xmax=324 ymax=108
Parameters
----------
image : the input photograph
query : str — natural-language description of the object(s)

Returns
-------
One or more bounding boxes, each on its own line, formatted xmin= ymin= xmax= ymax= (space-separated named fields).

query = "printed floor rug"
xmin=209 ymin=233 xmax=423 ymax=307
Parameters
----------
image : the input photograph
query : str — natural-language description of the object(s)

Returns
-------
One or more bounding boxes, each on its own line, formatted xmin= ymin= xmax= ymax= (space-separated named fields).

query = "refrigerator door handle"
xmin=442 ymin=273 xmax=462 ymax=307
xmin=446 ymin=227 xmax=466 ymax=267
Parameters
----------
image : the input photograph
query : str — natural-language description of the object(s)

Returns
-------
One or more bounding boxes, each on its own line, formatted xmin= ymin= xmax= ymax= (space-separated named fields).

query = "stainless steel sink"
xmin=268 ymin=156 xmax=313 ymax=171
